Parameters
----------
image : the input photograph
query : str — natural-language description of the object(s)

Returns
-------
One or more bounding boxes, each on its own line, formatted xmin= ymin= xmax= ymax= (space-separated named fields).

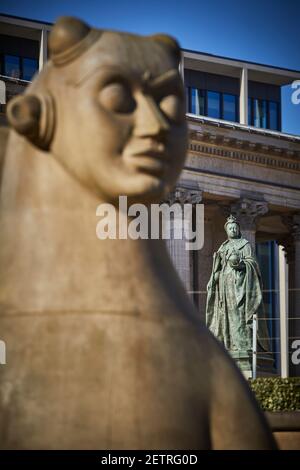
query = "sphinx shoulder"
xmin=0 ymin=126 xmax=9 ymax=180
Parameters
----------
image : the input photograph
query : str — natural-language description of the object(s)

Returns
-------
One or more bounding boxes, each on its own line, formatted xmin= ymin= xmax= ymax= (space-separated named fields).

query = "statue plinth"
xmin=230 ymin=350 xmax=252 ymax=376
xmin=230 ymin=350 xmax=276 ymax=379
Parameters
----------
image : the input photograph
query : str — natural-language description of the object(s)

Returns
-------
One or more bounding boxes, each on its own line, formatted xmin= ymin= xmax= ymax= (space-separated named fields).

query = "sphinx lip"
xmin=130 ymin=142 xmax=168 ymax=158
xmin=124 ymin=152 xmax=168 ymax=176
xmin=124 ymin=145 xmax=169 ymax=176
xmin=130 ymin=155 xmax=168 ymax=176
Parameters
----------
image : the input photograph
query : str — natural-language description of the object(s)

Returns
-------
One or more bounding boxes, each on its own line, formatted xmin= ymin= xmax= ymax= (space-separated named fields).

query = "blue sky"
xmin=1 ymin=0 xmax=300 ymax=134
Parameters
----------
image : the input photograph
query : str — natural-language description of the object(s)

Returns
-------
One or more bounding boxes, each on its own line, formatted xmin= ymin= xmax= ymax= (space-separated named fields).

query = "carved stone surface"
xmin=0 ymin=16 xmax=275 ymax=450
xmin=221 ymin=199 xmax=268 ymax=249
xmin=165 ymin=187 xmax=203 ymax=205
xmin=188 ymin=121 xmax=300 ymax=166
xmin=229 ymin=199 xmax=269 ymax=232
xmin=278 ymin=235 xmax=295 ymax=264
xmin=283 ymin=214 xmax=300 ymax=242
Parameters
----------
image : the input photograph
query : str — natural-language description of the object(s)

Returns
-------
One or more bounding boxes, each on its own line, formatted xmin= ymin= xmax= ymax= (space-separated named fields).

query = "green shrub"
xmin=249 ymin=377 xmax=300 ymax=411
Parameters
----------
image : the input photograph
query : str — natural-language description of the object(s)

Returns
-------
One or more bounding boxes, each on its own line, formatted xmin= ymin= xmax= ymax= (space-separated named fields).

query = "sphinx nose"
xmin=133 ymin=94 xmax=170 ymax=139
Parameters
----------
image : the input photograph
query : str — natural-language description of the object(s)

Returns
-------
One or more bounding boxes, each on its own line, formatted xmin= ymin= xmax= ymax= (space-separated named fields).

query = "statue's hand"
xmin=229 ymin=257 xmax=245 ymax=270
xmin=229 ymin=251 xmax=240 ymax=267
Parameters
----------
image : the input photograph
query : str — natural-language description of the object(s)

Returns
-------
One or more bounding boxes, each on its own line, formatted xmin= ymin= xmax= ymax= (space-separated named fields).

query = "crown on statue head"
xmin=224 ymin=214 xmax=240 ymax=229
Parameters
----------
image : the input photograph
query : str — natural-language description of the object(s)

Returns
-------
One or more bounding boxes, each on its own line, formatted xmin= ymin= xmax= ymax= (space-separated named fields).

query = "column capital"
xmin=277 ymin=236 xmax=295 ymax=264
xmin=222 ymin=198 xmax=269 ymax=231
xmin=165 ymin=187 xmax=203 ymax=205
xmin=281 ymin=213 xmax=300 ymax=243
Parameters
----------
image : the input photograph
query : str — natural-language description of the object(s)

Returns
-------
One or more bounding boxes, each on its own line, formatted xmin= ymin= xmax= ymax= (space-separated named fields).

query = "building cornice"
xmin=187 ymin=114 xmax=300 ymax=143
xmin=187 ymin=116 xmax=300 ymax=173
xmin=188 ymin=141 xmax=300 ymax=173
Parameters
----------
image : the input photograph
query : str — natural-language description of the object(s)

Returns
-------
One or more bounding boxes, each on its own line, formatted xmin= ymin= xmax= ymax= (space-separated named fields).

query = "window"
xmin=253 ymin=98 xmax=267 ymax=128
xmin=269 ymin=101 xmax=279 ymax=131
xmin=22 ymin=58 xmax=38 ymax=81
xmin=223 ymin=94 xmax=237 ymax=122
xmin=248 ymin=97 xmax=279 ymax=130
xmin=2 ymin=55 xmax=38 ymax=81
xmin=189 ymin=87 xmax=205 ymax=115
xmin=187 ymin=88 xmax=239 ymax=122
xmin=207 ymin=91 xmax=220 ymax=119
xmin=248 ymin=97 xmax=252 ymax=126
xmin=4 ymin=55 xmax=20 ymax=79
xmin=256 ymin=241 xmax=280 ymax=373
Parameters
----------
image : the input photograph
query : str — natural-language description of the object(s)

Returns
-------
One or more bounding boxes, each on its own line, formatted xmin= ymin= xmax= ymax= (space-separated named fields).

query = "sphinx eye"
xmin=159 ymin=94 xmax=184 ymax=124
xmin=99 ymin=82 xmax=136 ymax=114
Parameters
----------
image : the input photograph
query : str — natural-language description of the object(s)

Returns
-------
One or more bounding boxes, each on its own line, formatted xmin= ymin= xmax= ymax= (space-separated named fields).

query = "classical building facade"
xmin=1 ymin=14 xmax=300 ymax=377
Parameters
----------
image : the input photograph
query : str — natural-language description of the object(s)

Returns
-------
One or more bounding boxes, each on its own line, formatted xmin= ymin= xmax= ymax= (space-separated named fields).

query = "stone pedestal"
xmin=230 ymin=350 xmax=276 ymax=378
xmin=230 ymin=350 xmax=252 ymax=378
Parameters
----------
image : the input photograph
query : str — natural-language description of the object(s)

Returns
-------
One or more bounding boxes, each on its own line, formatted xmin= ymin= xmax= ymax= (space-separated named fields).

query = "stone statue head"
xmin=7 ymin=16 xmax=188 ymax=205
xmin=224 ymin=214 xmax=241 ymax=239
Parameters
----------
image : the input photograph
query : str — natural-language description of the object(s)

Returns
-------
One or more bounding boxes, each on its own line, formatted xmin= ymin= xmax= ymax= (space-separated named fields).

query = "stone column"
xmin=278 ymin=245 xmax=289 ymax=378
xmin=165 ymin=188 xmax=202 ymax=298
xmin=229 ymin=198 xmax=269 ymax=251
xmin=39 ymin=28 xmax=48 ymax=71
xmin=282 ymin=214 xmax=300 ymax=376
xmin=240 ymin=67 xmax=248 ymax=125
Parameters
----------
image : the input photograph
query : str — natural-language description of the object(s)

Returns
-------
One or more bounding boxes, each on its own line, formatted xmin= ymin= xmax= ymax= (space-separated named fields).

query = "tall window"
xmin=254 ymin=99 xmax=267 ymax=128
xmin=4 ymin=55 xmax=21 ymax=79
xmin=2 ymin=55 xmax=38 ymax=81
xmin=256 ymin=241 xmax=280 ymax=373
xmin=207 ymin=91 xmax=221 ymax=119
xmin=248 ymin=97 xmax=280 ymax=130
xmin=269 ymin=101 xmax=279 ymax=131
xmin=22 ymin=58 xmax=38 ymax=81
xmin=187 ymin=88 xmax=239 ymax=123
xmin=248 ymin=97 xmax=252 ymax=126
xmin=223 ymin=93 xmax=238 ymax=122
xmin=190 ymin=88 xmax=205 ymax=115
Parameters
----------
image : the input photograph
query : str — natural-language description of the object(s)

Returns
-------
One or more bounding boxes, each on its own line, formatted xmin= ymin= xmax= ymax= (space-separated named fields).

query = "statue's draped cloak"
xmin=206 ymin=238 xmax=270 ymax=352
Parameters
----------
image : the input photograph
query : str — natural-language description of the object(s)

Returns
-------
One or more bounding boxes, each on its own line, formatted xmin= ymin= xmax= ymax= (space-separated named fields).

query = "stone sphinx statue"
xmin=206 ymin=215 xmax=270 ymax=374
xmin=0 ymin=17 xmax=275 ymax=449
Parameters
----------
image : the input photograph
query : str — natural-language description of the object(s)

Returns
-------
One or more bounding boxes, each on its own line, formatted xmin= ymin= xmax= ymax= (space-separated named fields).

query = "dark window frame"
xmin=248 ymin=96 xmax=280 ymax=131
xmin=206 ymin=89 xmax=221 ymax=119
xmin=0 ymin=53 xmax=38 ymax=81
xmin=22 ymin=57 xmax=38 ymax=81
xmin=222 ymin=92 xmax=239 ymax=123
xmin=3 ymin=53 xmax=21 ymax=79
xmin=187 ymin=86 xmax=239 ymax=123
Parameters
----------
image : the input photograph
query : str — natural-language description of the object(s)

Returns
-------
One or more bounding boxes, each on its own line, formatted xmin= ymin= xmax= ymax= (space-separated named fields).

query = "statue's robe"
xmin=206 ymin=237 xmax=270 ymax=352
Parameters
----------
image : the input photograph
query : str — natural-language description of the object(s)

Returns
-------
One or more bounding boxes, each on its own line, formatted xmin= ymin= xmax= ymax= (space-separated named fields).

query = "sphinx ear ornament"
xmin=7 ymin=91 xmax=55 ymax=151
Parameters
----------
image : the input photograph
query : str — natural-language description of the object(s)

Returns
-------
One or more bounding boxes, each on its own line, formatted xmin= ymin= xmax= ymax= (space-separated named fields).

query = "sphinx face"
xmin=51 ymin=31 xmax=188 ymax=204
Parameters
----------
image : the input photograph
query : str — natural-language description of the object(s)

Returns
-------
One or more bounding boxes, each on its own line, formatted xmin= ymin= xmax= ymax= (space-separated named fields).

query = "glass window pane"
xmin=254 ymin=99 xmax=267 ymax=128
xmin=22 ymin=58 xmax=38 ymax=81
xmin=223 ymin=93 xmax=237 ymax=122
xmin=190 ymin=88 xmax=205 ymax=115
xmin=248 ymin=97 xmax=252 ymax=125
xmin=207 ymin=91 xmax=220 ymax=119
xmin=4 ymin=55 xmax=20 ymax=79
xmin=269 ymin=101 xmax=279 ymax=130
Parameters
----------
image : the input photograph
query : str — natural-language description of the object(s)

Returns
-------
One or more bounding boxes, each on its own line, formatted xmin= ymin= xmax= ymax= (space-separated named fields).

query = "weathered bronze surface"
xmin=0 ymin=17 xmax=275 ymax=449
xmin=206 ymin=215 xmax=270 ymax=371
